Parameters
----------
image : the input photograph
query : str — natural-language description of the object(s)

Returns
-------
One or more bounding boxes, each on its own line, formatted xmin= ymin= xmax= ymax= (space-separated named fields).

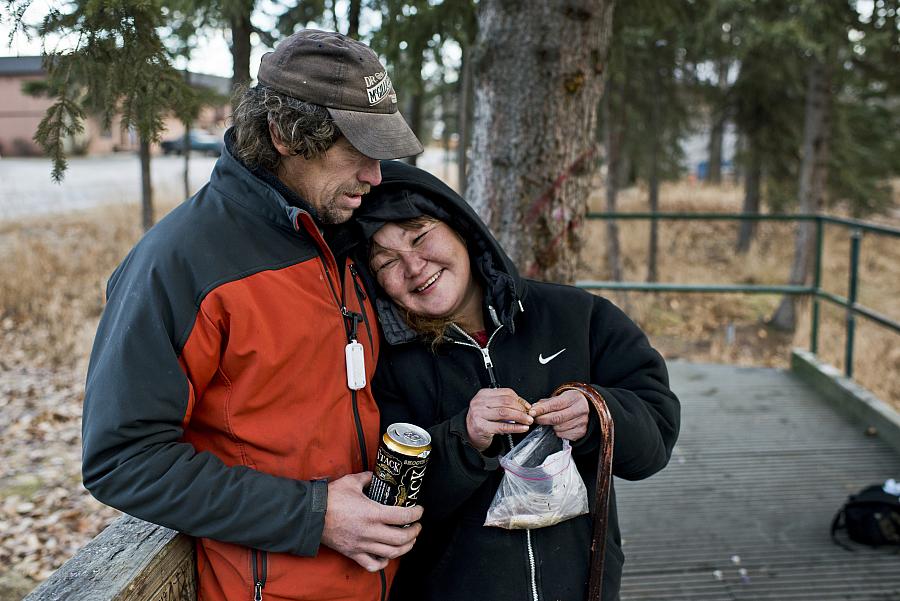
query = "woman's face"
xmin=370 ymin=219 xmax=480 ymax=326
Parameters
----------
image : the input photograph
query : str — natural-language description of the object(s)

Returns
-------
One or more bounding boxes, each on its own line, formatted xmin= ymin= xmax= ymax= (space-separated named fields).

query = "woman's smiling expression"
xmin=370 ymin=220 xmax=484 ymax=331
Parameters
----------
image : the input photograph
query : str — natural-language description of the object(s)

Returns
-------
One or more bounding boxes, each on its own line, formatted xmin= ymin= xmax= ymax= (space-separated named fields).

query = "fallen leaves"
xmin=0 ymin=363 xmax=119 ymax=586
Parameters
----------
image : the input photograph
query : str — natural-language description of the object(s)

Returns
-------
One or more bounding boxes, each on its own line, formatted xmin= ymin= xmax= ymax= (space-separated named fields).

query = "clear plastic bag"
xmin=484 ymin=425 xmax=589 ymax=529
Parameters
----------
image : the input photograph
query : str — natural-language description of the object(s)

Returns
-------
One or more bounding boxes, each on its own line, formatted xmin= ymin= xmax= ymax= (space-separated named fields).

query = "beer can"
xmin=367 ymin=422 xmax=431 ymax=507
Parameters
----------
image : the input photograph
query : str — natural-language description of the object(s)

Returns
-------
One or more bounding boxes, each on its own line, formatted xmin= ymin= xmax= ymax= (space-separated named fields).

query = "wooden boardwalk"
xmin=616 ymin=362 xmax=900 ymax=601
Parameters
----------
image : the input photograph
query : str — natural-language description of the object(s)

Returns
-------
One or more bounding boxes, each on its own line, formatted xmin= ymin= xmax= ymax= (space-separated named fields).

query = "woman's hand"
xmin=466 ymin=388 xmax=533 ymax=452
xmin=529 ymin=389 xmax=590 ymax=442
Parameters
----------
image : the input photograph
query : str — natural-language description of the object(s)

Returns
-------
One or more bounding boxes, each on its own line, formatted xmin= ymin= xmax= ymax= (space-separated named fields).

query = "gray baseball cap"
xmin=257 ymin=29 xmax=423 ymax=160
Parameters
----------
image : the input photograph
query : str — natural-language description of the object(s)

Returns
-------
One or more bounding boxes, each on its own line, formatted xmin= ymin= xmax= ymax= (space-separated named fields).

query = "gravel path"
xmin=0 ymin=155 xmax=218 ymax=220
xmin=0 ymin=148 xmax=458 ymax=221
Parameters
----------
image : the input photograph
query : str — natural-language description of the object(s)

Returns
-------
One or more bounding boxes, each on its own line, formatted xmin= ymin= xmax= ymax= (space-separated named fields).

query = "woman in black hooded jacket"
xmin=356 ymin=161 xmax=680 ymax=601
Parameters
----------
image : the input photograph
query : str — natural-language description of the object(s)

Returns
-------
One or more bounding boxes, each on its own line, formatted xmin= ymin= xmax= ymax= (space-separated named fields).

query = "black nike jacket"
xmin=358 ymin=161 xmax=681 ymax=601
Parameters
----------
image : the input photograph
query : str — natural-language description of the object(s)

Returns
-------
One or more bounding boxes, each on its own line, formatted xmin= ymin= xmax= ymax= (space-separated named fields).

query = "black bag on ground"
xmin=831 ymin=483 xmax=900 ymax=549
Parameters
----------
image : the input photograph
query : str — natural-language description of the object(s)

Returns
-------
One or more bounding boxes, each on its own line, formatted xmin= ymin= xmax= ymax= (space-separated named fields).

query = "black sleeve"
xmin=373 ymin=356 xmax=499 ymax=524
xmin=585 ymin=297 xmax=681 ymax=480
xmin=82 ymin=256 xmax=327 ymax=556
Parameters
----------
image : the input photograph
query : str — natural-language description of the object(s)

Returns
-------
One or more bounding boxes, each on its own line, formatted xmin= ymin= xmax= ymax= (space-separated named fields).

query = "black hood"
xmin=358 ymin=160 xmax=525 ymax=345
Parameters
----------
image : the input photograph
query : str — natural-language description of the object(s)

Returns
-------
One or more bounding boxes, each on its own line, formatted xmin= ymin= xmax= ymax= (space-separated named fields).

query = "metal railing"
xmin=578 ymin=212 xmax=900 ymax=379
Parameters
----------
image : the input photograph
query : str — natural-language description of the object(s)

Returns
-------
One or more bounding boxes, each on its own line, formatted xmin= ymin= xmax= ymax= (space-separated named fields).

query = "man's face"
xmin=275 ymin=137 xmax=382 ymax=224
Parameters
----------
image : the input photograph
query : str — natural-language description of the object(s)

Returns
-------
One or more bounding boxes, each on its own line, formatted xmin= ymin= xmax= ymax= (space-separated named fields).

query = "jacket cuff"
xmin=297 ymin=479 xmax=328 ymax=556
xmin=448 ymin=410 xmax=501 ymax=472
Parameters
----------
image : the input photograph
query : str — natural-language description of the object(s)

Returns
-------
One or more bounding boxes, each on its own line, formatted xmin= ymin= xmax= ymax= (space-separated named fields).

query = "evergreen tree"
xmin=7 ymin=0 xmax=201 ymax=230
xmin=770 ymin=0 xmax=900 ymax=329
xmin=369 ymin=0 xmax=444 ymax=166
xmin=599 ymin=0 xmax=698 ymax=281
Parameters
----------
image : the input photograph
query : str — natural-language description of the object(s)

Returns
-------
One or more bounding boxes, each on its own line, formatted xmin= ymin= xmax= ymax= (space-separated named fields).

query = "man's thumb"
xmin=353 ymin=471 xmax=374 ymax=488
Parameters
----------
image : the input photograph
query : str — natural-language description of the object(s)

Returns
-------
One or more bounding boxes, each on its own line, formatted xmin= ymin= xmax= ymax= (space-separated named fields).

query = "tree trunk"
xmin=440 ymin=70 xmax=453 ymax=181
xmin=346 ymin=0 xmax=361 ymax=38
xmin=602 ymin=84 xmax=624 ymax=281
xmin=647 ymin=155 xmax=659 ymax=282
xmin=404 ymin=49 xmax=426 ymax=167
xmin=330 ymin=0 xmax=340 ymax=30
xmin=457 ymin=43 xmax=473 ymax=197
xmin=707 ymin=59 xmax=729 ymax=184
xmin=229 ymin=4 xmax=253 ymax=90
xmin=647 ymin=65 xmax=662 ymax=282
xmin=139 ymin=138 xmax=154 ymax=231
xmin=732 ymin=131 xmax=743 ymax=182
xmin=182 ymin=122 xmax=190 ymax=199
xmin=736 ymin=134 xmax=761 ymax=253
xmin=468 ymin=0 xmax=616 ymax=283
xmin=181 ymin=73 xmax=190 ymax=200
xmin=770 ymin=58 xmax=831 ymax=330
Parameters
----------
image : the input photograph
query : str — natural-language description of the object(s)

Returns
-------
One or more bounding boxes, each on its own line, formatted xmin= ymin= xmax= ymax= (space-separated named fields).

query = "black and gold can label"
xmin=367 ymin=423 xmax=431 ymax=507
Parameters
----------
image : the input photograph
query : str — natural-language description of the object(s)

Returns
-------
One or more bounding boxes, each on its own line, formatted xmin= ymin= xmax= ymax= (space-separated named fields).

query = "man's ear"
xmin=268 ymin=122 xmax=293 ymax=157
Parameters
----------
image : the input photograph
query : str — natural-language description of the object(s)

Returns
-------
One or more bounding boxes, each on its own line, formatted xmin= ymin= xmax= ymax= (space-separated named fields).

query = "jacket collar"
xmin=210 ymin=128 xmax=357 ymax=258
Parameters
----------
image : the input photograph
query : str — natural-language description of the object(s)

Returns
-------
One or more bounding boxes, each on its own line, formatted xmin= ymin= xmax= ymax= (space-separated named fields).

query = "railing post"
xmin=844 ymin=229 xmax=862 ymax=378
xmin=810 ymin=217 xmax=823 ymax=354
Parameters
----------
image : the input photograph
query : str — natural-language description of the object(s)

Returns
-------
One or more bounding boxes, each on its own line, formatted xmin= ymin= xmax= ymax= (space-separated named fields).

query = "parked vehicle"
xmin=160 ymin=130 xmax=224 ymax=156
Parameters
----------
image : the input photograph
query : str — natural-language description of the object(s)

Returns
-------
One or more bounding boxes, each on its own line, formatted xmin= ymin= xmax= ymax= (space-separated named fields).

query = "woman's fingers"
xmin=530 ymin=390 xmax=590 ymax=438
xmin=554 ymin=421 xmax=587 ymax=441
xmin=466 ymin=388 xmax=533 ymax=450
xmin=470 ymin=389 xmax=533 ymax=424
xmin=485 ymin=403 xmax=534 ymax=424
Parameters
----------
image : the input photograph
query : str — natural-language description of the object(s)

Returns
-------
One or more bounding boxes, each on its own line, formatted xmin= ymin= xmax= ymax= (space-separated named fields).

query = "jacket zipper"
xmin=251 ymin=549 xmax=267 ymax=601
xmin=449 ymin=324 xmax=540 ymax=601
xmin=293 ymin=211 xmax=370 ymax=470
xmin=348 ymin=264 xmax=374 ymax=352
xmin=449 ymin=324 xmax=503 ymax=387
xmin=292 ymin=213 xmax=385 ymax=597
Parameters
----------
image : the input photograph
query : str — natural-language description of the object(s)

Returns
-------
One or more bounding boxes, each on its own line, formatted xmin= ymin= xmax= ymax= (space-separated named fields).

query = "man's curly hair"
xmin=231 ymin=85 xmax=341 ymax=171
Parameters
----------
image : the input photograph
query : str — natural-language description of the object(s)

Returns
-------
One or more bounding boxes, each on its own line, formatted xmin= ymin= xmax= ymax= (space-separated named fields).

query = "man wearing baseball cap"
xmin=82 ymin=30 xmax=424 ymax=601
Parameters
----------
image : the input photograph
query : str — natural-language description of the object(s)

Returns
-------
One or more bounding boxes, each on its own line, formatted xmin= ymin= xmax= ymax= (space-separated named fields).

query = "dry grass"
xmin=0 ymin=181 xmax=896 ymax=401
xmin=0 ymin=182 xmax=896 ymax=402
xmin=0 ymin=205 xmax=150 ymax=371
xmin=581 ymin=179 xmax=900 ymax=407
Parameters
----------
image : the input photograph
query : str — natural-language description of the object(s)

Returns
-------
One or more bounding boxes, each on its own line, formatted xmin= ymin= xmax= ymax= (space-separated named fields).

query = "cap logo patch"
xmin=365 ymin=71 xmax=394 ymax=106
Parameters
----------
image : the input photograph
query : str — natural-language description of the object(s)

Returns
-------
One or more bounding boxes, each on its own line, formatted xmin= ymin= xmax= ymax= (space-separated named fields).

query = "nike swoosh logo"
xmin=538 ymin=348 xmax=567 ymax=365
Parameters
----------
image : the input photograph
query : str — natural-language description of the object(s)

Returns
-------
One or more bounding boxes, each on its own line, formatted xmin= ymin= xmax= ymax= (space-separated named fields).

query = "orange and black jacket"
xmin=82 ymin=130 xmax=393 ymax=601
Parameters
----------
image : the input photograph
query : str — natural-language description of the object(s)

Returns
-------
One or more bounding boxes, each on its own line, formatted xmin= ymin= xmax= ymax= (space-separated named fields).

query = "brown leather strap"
xmin=552 ymin=382 xmax=614 ymax=601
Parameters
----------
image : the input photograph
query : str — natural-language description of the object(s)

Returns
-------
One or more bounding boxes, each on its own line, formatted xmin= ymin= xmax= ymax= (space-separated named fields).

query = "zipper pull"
xmin=480 ymin=347 xmax=493 ymax=369
xmin=479 ymin=347 xmax=499 ymax=388
xmin=254 ymin=581 xmax=263 ymax=601
xmin=341 ymin=306 xmax=362 ymax=341
xmin=348 ymin=264 xmax=367 ymax=300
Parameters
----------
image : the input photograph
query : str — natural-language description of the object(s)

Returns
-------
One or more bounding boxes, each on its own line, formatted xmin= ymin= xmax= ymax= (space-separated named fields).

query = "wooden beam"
xmin=23 ymin=515 xmax=195 ymax=601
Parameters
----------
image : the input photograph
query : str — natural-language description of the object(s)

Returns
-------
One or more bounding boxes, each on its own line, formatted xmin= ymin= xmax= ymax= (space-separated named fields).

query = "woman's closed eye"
xmin=412 ymin=227 xmax=434 ymax=245
xmin=375 ymin=257 xmax=399 ymax=273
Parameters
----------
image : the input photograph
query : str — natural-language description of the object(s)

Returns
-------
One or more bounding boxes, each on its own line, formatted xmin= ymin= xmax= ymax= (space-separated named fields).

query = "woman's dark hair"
xmin=230 ymin=85 xmax=341 ymax=171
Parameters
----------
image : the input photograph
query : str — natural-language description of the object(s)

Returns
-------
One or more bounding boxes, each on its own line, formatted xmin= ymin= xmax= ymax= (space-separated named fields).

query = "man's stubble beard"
xmin=317 ymin=197 xmax=351 ymax=225
xmin=317 ymin=184 xmax=371 ymax=225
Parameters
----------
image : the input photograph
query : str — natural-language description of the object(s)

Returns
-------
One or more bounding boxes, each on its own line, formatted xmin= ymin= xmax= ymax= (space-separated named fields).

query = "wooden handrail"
xmin=23 ymin=515 xmax=195 ymax=601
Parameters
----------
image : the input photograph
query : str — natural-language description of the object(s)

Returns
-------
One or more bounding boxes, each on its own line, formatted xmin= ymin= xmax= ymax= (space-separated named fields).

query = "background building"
xmin=0 ymin=56 xmax=230 ymax=157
